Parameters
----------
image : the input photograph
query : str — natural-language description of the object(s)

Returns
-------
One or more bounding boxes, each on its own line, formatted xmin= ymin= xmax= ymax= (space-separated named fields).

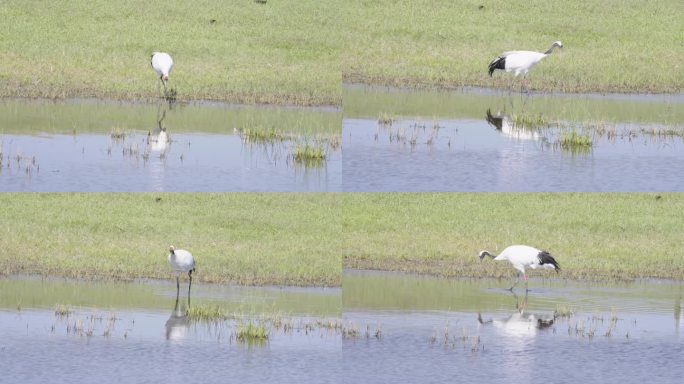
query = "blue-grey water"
xmin=0 ymin=99 xmax=341 ymax=192
xmin=0 ymin=132 xmax=340 ymax=191
xmin=342 ymin=271 xmax=684 ymax=384
xmin=342 ymin=117 xmax=684 ymax=191
xmin=0 ymin=276 xmax=341 ymax=384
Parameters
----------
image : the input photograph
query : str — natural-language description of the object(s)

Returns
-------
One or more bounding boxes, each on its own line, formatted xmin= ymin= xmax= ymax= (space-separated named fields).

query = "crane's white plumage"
xmin=479 ymin=245 xmax=560 ymax=290
xmin=151 ymin=52 xmax=174 ymax=92
xmin=488 ymin=41 xmax=563 ymax=90
xmin=168 ymin=245 xmax=195 ymax=297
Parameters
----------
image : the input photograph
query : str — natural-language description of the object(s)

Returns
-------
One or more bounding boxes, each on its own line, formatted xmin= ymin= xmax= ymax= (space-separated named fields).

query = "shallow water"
xmin=0 ymin=276 xmax=341 ymax=384
xmin=342 ymin=271 xmax=684 ymax=384
xmin=342 ymin=86 xmax=684 ymax=192
xmin=0 ymin=99 xmax=341 ymax=191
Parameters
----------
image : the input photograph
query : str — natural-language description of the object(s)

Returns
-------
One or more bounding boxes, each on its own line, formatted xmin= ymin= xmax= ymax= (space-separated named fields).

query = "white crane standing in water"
xmin=150 ymin=52 xmax=174 ymax=95
xmin=168 ymin=245 xmax=195 ymax=298
xmin=479 ymin=245 xmax=560 ymax=291
xmin=488 ymin=41 xmax=563 ymax=92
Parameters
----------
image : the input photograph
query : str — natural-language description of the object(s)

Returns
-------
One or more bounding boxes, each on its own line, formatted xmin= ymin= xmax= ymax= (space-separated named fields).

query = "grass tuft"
xmin=54 ymin=304 xmax=73 ymax=317
xmin=186 ymin=305 xmax=226 ymax=322
xmin=291 ymin=142 xmax=326 ymax=166
xmin=236 ymin=320 xmax=269 ymax=344
xmin=559 ymin=131 xmax=593 ymax=152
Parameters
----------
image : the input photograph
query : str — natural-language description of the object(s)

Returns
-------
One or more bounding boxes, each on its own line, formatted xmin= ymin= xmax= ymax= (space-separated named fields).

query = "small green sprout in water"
xmin=239 ymin=126 xmax=286 ymax=142
xmin=342 ymin=321 xmax=360 ymax=338
xmin=186 ymin=304 xmax=226 ymax=322
xmin=236 ymin=321 xmax=269 ymax=343
xmin=554 ymin=304 xmax=574 ymax=318
xmin=110 ymin=127 xmax=128 ymax=140
xmin=378 ymin=113 xmax=395 ymax=126
xmin=55 ymin=304 xmax=72 ymax=317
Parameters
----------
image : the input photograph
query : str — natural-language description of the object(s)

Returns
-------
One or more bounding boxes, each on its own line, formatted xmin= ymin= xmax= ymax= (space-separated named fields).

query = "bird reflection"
xmin=478 ymin=292 xmax=555 ymax=338
xmin=165 ymin=295 xmax=190 ymax=341
xmin=485 ymin=108 xmax=540 ymax=141
xmin=148 ymin=104 xmax=171 ymax=153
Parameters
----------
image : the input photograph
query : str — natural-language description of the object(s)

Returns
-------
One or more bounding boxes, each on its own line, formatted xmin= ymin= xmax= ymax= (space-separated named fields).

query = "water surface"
xmin=0 ymin=276 xmax=341 ymax=384
xmin=342 ymin=270 xmax=684 ymax=384
xmin=342 ymin=86 xmax=684 ymax=192
xmin=0 ymin=99 xmax=341 ymax=191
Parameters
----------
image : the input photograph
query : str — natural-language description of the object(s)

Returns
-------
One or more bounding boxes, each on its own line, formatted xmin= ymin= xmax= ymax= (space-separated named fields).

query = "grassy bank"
xmin=0 ymin=1 xmax=340 ymax=106
xmin=2 ymin=2 xmax=680 ymax=106
xmin=0 ymin=193 xmax=342 ymax=286
xmin=2 ymin=193 xmax=683 ymax=284
xmin=342 ymin=193 xmax=684 ymax=281
xmin=341 ymin=1 xmax=683 ymax=94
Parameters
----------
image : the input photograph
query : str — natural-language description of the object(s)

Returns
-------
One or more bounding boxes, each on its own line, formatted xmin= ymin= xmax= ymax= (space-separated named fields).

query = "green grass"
xmin=512 ymin=113 xmax=548 ymax=129
xmin=0 ymin=1 xmax=340 ymax=106
xmin=0 ymin=193 xmax=342 ymax=287
xmin=291 ymin=143 xmax=326 ymax=166
xmin=1 ymin=1 xmax=680 ymax=107
xmin=238 ymin=126 xmax=288 ymax=142
xmin=558 ymin=131 xmax=593 ymax=152
xmin=342 ymin=193 xmax=684 ymax=281
xmin=3 ymin=193 xmax=684 ymax=285
xmin=341 ymin=1 xmax=683 ymax=93
xmin=236 ymin=320 xmax=269 ymax=343
xmin=186 ymin=304 xmax=226 ymax=322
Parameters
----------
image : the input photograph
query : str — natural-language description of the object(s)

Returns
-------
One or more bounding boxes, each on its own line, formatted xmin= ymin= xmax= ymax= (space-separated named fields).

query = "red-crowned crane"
xmin=479 ymin=245 xmax=560 ymax=291
xmin=168 ymin=245 xmax=195 ymax=298
xmin=150 ymin=52 xmax=174 ymax=94
xmin=488 ymin=41 xmax=563 ymax=92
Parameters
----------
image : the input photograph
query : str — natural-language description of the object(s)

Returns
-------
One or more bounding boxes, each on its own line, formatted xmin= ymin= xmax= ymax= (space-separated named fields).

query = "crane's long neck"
xmin=544 ymin=44 xmax=560 ymax=55
xmin=482 ymin=251 xmax=497 ymax=260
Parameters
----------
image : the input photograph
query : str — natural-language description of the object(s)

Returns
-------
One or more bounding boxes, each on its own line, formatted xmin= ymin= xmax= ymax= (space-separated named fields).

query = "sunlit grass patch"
xmin=512 ymin=113 xmax=548 ymax=129
xmin=236 ymin=320 xmax=269 ymax=344
xmin=558 ymin=131 xmax=592 ymax=153
xmin=186 ymin=304 xmax=226 ymax=322
xmin=291 ymin=142 xmax=326 ymax=166
xmin=238 ymin=126 xmax=287 ymax=142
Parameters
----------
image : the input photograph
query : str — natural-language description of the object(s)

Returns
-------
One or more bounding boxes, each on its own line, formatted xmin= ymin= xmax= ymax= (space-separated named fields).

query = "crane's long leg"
xmin=188 ymin=270 xmax=193 ymax=298
xmin=175 ymin=274 xmax=180 ymax=301
xmin=508 ymin=273 xmax=520 ymax=291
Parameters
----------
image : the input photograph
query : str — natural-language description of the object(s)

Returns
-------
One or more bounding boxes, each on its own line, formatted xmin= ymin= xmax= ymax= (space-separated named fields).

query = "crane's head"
xmin=478 ymin=250 xmax=493 ymax=261
xmin=169 ymin=245 xmax=176 ymax=254
xmin=553 ymin=41 xmax=563 ymax=49
xmin=161 ymin=73 xmax=170 ymax=82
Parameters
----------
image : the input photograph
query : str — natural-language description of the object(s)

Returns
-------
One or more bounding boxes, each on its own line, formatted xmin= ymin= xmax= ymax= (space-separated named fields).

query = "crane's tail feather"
xmin=538 ymin=251 xmax=561 ymax=272
xmin=488 ymin=56 xmax=506 ymax=77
